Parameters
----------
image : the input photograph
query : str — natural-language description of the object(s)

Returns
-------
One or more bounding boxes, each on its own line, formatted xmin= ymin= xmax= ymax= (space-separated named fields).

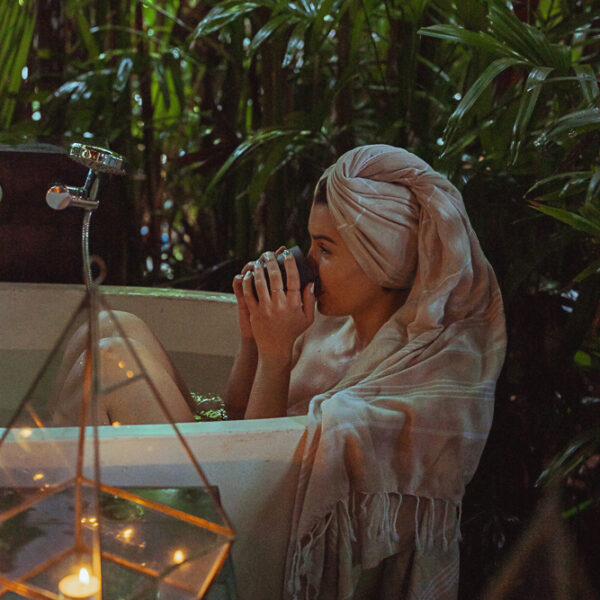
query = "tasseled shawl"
xmin=285 ymin=145 xmax=506 ymax=599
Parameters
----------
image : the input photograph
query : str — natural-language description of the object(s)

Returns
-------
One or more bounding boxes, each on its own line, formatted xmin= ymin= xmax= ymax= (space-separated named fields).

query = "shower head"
xmin=69 ymin=143 xmax=126 ymax=175
xmin=45 ymin=143 xmax=128 ymax=289
xmin=46 ymin=144 xmax=127 ymax=211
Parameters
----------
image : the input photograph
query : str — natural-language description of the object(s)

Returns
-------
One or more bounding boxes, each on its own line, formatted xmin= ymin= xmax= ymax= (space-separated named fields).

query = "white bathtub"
xmin=0 ymin=282 xmax=307 ymax=600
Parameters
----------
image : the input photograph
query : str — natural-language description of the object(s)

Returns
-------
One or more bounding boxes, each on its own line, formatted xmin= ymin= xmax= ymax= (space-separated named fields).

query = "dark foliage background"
xmin=1 ymin=0 xmax=599 ymax=596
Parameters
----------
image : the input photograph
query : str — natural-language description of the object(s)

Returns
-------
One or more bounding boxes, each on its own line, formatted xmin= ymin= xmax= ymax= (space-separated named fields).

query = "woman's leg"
xmin=56 ymin=310 xmax=189 ymax=396
xmin=49 ymin=311 xmax=195 ymax=425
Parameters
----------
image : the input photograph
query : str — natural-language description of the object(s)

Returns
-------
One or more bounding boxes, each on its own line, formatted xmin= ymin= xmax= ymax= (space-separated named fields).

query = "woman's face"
xmin=307 ymin=203 xmax=387 ymax=317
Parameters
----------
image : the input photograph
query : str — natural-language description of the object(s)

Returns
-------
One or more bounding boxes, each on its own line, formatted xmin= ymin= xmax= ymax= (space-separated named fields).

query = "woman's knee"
xmin=95 ymin=310 xmax=153 ymax=343
xmin=97 ymin=336 xmax=193 ymax=424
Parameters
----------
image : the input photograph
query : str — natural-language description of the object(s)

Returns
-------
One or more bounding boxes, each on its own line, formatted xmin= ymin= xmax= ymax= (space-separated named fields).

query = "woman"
xmin=229 ymin=145 xmax=505 ymax=599
xmin=53 ymin=144 xmax=506 ymax=599
xmin=224 ymin=180 xmax=410 ymax=421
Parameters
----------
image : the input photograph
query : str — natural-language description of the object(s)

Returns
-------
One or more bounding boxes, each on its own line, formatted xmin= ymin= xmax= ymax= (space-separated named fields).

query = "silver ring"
xmin=271 ymin=289 xmax=285 ymax=293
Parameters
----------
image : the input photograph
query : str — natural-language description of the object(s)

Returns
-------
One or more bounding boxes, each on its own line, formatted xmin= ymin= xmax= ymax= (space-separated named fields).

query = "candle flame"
xmin=79 ymin=568 xmax=90 ymax=585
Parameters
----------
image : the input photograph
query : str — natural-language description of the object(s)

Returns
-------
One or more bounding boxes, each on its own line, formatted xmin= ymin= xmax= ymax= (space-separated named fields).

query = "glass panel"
xmin=0 ymin=291 xmax=233 ymax=599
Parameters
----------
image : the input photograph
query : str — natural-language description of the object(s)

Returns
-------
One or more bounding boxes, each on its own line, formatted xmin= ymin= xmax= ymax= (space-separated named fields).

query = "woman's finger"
xmin=232 ymin=274 xmax=245 ymax=300
xmin=241 ymin=261 xmax=256 ymax=276
xmin=242 ymin=269 xmax=259 ymax=308
xmin=282 ymin=249 xmax=301 ymax=297
xmin=264 ymin=251 xmax=285 ymax=299
xmin=251 ymin=259 xmax=271 ymax=304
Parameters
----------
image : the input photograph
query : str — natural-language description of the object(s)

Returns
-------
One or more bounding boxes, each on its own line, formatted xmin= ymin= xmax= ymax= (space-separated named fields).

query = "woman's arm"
xmin=242 ymin=250 xmax=315 ymax=418
xmin=244 ymin=354 xmax=291 ymax=419
xmin=223 ymin=272 xmax=259 ymax=419
xmin=223 ymin=336 xmax=258 ymax=419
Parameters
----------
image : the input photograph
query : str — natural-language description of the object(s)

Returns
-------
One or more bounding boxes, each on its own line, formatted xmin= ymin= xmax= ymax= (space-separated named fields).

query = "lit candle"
xmin=58 ymin=568 xmax=100 ymax=599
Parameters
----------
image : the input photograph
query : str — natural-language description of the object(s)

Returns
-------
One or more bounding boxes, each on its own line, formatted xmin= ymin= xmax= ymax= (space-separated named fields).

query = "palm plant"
xmin=0 ymin=0 xmax=36 ymax=131
xmin=0 ymin=0 xmax=466 ymax=284
xmin=419 ymin=1 xmax=600 ymax=594
xmin=2 ymin=1 xmax=599 ymax=595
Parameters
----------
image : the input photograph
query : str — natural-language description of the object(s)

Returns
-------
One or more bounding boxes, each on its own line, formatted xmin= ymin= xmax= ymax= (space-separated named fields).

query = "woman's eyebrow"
xmin=311 ymin=234 xmax=337 ymax=244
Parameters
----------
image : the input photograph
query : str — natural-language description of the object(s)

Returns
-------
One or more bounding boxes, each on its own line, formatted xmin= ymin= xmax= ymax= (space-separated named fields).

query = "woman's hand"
xmin=232 ymin=246 xmax=287 ymax=339
xmin=242 ymin=249 xmax=315 ymax=362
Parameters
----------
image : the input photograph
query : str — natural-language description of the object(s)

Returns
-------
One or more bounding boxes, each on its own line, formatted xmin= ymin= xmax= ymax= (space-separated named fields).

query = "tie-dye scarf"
xmin=285 ymin=146 xmax=506 ymax=599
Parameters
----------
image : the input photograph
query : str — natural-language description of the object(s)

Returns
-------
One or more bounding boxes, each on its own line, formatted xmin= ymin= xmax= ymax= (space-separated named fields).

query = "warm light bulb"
xmin=79 ymin=569 xmax=90 ymax=585
xmin=173 ymin=550 xmax=185 ymax=564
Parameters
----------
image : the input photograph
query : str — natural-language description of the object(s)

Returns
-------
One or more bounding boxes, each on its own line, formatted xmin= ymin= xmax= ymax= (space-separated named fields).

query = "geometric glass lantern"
xmin=0 ymin=273 xmax=234 ymax=599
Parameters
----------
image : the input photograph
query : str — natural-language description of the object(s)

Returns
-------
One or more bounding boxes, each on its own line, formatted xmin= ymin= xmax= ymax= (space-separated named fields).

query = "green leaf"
xmin=455 ymin=0 xmax=488 ymax=29
xmin=579 ymin=201 xmax=600 ymax=225
xmin=0 ymin=4 xmax=21 ymax=89
xmin=510 ymin=66 xmax=553 ymax=164
xmin=192 ymin=2 xmax=259 ymax=39
xmin=163 ymin=50 xmax=185 ymax=110
xmin=539 ymin=108 xmax=600 ymax=142
xmin=285 ymin=0 xmax=317 ymax=18
xmin=537 ymin=427 xmax=600 ymax=487
xmin=151 ymin=55 xmax=170 ymax=110
xmin=444 ymin=57 xmax=525 ymax=144
xmin=140 ymin=0 xmax=191 ymax=31
xmin=418 ymin=24 xmax=510 ymax=58
xmin=307 ymin=0 xmax=340 ymax=52
xmin=283 ymin=22 xmax=308 ymax=68
xmin=489 ymin=5 xmax=571 ymax=69
xmin=573 ymin=64 xmax=600 ymax=105
xmin=574 ymin=350 xmax=593 ymax=367
xmin=248 ymin=14 xmax=293 ymax=55
xmin=247 ymin=137 xmax=291 ymax=208
xmin=585 ymin=168 xmax=600 ymax=206
xmin=526 ymin=171 xmax=592 ymax=196
xmin=112 ymin=56 xmax=133 ymax=101
xmin=531 ymin=203 xmax=600 ymax=237
xmin=574 ymin=257 xmax=600 ymax=283
xmin=438 ymin=129 xmax=479 ymax=159
xmin=203 ymin=129 xmax=299 ymax=197
xmin=74 ymin=10 xmax=99 ymax=59
xmin=0 ymin=3 xmax=36 ymax=127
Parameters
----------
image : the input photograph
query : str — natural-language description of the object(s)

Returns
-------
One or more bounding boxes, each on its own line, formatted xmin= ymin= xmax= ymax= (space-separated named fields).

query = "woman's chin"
xmin=316 ymin=296 xmax=338 ymax=316
xmin=316 ymin=297 xmax=328 ymax=314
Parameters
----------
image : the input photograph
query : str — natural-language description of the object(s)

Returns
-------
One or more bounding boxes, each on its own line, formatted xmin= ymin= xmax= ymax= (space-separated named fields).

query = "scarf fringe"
xmin=287 ymin=492 xmax=461 ymax=600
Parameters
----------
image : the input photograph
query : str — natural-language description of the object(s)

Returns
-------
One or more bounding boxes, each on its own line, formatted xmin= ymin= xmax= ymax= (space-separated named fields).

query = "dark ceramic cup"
xmin=252 ymin=246 xmax=314 ymax=297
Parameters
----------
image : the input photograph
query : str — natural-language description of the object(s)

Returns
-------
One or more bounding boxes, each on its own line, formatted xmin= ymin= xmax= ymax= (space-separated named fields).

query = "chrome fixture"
xmin=46 ymin=143 xmax=126 ymax=211
xmin=46 ymin=143 xmax=126 ymax=287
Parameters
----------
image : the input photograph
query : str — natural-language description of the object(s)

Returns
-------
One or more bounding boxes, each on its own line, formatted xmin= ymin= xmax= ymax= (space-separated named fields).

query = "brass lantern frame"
xmin=0 ymin=272 xmax=234 ymax=599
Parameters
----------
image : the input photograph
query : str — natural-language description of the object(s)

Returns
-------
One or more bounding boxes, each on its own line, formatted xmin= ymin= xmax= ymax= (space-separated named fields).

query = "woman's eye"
xmin=319 ymin=244 xmax=329 ymax=255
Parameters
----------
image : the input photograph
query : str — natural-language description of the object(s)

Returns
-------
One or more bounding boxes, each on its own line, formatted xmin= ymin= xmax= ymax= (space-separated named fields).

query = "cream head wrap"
xmin=286 ymin=145 xmax=506 ymax=599
xmin=320 ymin=145 xmax=421 ymax=289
